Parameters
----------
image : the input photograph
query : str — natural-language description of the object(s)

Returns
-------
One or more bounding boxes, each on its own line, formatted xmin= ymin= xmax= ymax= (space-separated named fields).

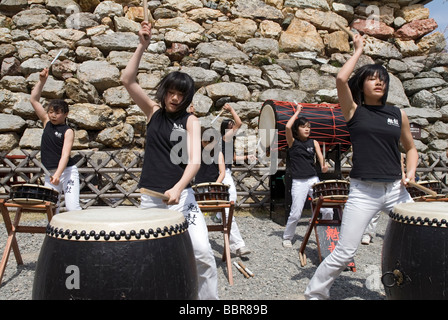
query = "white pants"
xmin=304 ymin=179 xmax=413 ymax=300
xmin=141 ymin=188 xmax=219 ymax=300
xmin=45 ymin=165 xmax=81 ymax=214
xmin=217 ymin=169 xmax=246 ymax=251
xmin=283 ymin=176 xmax=333 ymax=241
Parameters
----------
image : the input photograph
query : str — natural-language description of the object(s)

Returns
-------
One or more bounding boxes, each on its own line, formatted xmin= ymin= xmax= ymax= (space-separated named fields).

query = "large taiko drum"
xmin=382 ymin=202 xmax=448 ymax=300
xmin=258 ymin=100 xmax=351 ymax=153
xmin=10 ymin=184 xmax=59 ymax=205
xmin=32 ymin=208 xmax=198 ymax=300
xmin=192 ymin=182 xmax=230 ymax=205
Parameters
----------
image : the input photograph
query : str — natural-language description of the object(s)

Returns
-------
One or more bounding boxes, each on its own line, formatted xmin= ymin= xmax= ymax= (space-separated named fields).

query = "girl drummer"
xmin=282 ymin=107 xmax=333 ymax=248
xmin=30 ymin=68 xmax=81 ymax=213
xmin=195 ymin=127 xmax=226 ymax=185
xmin=304 ymin=34 xmax=418 ymax=300
xmin=219 ymin=104 xmax=252 ymax=257
xmin=121 ymin=21 xmax=218 ymax=300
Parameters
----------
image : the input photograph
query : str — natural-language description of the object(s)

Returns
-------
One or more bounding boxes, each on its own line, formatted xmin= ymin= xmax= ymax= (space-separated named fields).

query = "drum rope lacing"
xmin=45 ymin=220 xmax=189 ymax=241
xmin=388 ymin=211 xmax=448 ymax=228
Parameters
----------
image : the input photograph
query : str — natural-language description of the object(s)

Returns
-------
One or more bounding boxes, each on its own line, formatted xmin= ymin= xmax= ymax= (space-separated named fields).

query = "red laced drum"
xmin=10 ymin=184 xmax=59 ymax=205
xmin=258 ymin=100 xmax=351 ymax=154
xmin=32 ymin=208 xmax=198 ymax=300
xmin=406 ymin=180 xmax=445 ymax=201
xmin=382 ymin=202 xmax=448 ymax=299
xmin=312 ymin=180 xmax=350 ymax=202
xmin=192 ymin=182 xmax=230 ymax=205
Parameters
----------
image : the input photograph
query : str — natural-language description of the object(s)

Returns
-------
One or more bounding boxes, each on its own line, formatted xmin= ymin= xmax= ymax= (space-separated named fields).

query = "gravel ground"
xmin=0 ymin=207 xmax=388 ymax=301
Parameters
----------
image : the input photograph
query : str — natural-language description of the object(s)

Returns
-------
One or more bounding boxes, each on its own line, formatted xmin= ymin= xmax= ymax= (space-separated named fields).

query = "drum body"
xmin=312 ymin=180 xmax=350 ymax=201
xmin=406 ymin=180 xmax=442 ymax=199
xmin=382 ymin=202 xmax=448 ymax=300
xmin=10 ymin=184 xmax=59 ymax=204
xmin=192 ymin=182 xmax=229 ymax=204
xmin=32 ymin=208 xmax=198 ymax=300
xmin=258 ymin=100 xmax=351 ymax=153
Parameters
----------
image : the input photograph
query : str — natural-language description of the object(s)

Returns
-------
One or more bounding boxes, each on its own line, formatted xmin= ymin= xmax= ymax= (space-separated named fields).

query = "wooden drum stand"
xmin=0 ymin=199 xmax=56 ymax=285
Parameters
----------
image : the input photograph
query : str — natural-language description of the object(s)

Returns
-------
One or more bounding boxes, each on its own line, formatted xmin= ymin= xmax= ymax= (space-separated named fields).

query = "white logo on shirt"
xmin=172 ymin=123 xmax=185 ymax=132
xmin=55 ymin=131 xmax=63 ymax=139
xmin=387 ymin=118 xmax=399 ymax=127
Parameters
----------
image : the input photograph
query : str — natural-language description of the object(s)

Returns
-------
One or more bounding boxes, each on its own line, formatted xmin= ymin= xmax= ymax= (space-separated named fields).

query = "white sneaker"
xmin=361 ymin=234 xmax=371 ymax=245
xmin=236 ymin=246 xmax=251 ymax=256
xmin=282 ymin=240 xmax=292 ymax=248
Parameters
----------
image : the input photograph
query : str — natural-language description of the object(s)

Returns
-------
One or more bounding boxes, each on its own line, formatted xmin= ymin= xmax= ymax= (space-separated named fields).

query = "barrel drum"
xmin=32 ymin=208 xmax=198 ymax=300
xmin=382 ymin=202 xmax=448 ymax=300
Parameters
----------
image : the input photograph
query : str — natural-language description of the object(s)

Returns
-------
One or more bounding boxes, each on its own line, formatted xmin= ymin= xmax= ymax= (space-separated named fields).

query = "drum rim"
xmin=390 ymin=202 xmax=448 ymax=228
xmin=46 ymin=208 xmax=189 ymax=241
xmin=192 ymin=182 xmax=230 ymax=188
xmin=11 ymin=183 xmax=58 ymax=192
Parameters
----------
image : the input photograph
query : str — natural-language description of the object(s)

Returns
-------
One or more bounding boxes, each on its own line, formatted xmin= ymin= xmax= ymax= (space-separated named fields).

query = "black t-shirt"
xmin=347 ymin=104 xmax=402 ymax=180
xmin=195 ymin=150 xmax=220 ymax=184
xmin=139 ymin=109 xmax=192 ymax=193
xmin=41 ymin=122 xmax=75 ymax=170
xmin=286 ymin=138 xmax=317 ymax=179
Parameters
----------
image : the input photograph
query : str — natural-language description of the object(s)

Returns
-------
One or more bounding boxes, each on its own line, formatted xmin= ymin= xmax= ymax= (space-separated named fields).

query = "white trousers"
xmin=283 ymin=176 xmax=333 ymax=241
xmin=304 ymin=179 xmax=413 ymax=300
xmin=217 ymin=169 xmax=246 ymax=251
xmin=141 ymin=188 xmax=219 ymax=300
xmin=45 ymin=165 xmax=81 ymax=214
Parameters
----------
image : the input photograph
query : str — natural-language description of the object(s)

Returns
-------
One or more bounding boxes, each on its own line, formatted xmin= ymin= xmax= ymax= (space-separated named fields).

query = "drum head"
xmin=48 ymin=208 xmax=188 ymax=241
xmin=392 ymin=202 xmax=448 ymax=226
xmin=258 ymin=103 xmax=276 ymax=149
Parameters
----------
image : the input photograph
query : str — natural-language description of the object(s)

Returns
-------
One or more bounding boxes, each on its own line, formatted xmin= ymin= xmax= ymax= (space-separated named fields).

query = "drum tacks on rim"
xmin=32 ymin=208 xmax=198 ymax=300
xmin=10 ymin=184 xmax=59 ymax=205
xmin=192 ymin=182 xmax=230 ymax=205
xmin=382 ymin=202 xmax=448 ymax=300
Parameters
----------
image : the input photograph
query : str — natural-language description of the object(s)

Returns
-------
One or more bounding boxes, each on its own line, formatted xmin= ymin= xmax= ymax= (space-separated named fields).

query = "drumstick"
xmin=142 ymin=0 xmax=148 ymax=22
xmin=323 ymin=142 xmax=326 ymax=160
xmin=50 ymin=49 xmax=63 ymax=66
xmin=335 ymin=21 xmax=355 ymax=39
xmin=233 ymin=261 xmax=250 ymax=278
xmin=140 ymin=187 xmax=170 ymax=201
xmin=238 ymin=261 xmax=254 ymax=277
xmin=406 ymin=180 xmax=437 ymax=197
xmin=210 ymin=109 xmax=225 ymax=125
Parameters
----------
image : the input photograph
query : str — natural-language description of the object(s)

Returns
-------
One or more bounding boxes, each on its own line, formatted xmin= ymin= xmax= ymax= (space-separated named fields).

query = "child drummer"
xmin=282 ymin=106 xmax=333 ymax=247
xmin=30 ymin=68 xmax=81 ymax=213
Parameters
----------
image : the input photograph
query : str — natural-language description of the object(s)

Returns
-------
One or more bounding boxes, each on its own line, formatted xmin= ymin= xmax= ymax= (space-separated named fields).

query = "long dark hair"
xmin=155 ymin=71 xmax=195 ymax=112
xmin=292 ymin=117 xmax=309 ymax=140
xmin=348 ymin=64 xmax=389 ymax=106
xmin=220 ymin=119 xmax=234 ymax=137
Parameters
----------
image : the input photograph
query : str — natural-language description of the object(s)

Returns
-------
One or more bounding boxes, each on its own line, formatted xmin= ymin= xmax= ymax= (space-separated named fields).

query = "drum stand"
xmin=199 ymin=201 xmax=235 ymax=286
xmin=298 ymin=196 xmax=355 ymax=271
xmin=0 ymin=199 xmax=56 ymax=286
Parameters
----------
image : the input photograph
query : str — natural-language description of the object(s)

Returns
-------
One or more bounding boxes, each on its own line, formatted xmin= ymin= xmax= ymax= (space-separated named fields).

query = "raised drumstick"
xmin=50 ymin=49 xmax=63 ymax=66
xmin=335 ymin=21 xmax=355 ymax=39
xmin=143 ymin=0 xmax=148 ymax=22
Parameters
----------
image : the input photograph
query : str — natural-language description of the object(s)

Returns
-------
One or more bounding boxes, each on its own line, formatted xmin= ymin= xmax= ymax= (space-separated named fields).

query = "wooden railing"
xmin=1 ymin=150 xmax=447 ymax=211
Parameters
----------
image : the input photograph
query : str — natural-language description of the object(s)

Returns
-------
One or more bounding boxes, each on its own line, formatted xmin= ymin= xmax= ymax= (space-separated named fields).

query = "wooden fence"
xmin=1 ymin=150 xmax=447 ymax=212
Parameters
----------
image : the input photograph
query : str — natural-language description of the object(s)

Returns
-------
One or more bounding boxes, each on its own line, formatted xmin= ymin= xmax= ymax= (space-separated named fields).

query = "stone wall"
xmin=0 ymin=0 xmax=447 ymax=163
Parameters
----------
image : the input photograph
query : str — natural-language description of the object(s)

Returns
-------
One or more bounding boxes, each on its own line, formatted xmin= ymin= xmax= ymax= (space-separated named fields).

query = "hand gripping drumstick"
xmin=406 ymin=179 xmax=437 ymax=197
xmin=140 ymin=187 xmax=170 ymax=201
xmin=335 ymin=21 xmax=355 ymax=39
